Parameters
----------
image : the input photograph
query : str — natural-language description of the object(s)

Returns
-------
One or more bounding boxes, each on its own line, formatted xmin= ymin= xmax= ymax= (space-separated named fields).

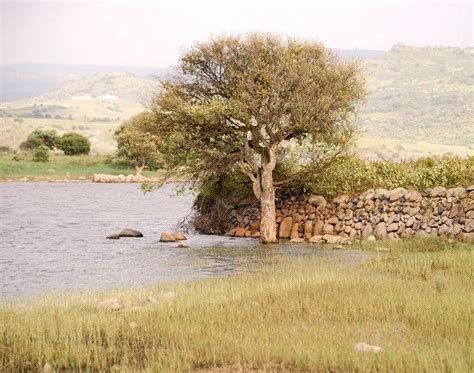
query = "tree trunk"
xmin=259 ymin=147 xmax=278 ymax=243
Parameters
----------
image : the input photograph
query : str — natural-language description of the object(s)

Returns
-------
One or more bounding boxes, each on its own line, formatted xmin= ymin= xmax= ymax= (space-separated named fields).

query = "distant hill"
xmin=0 ymin=63 xmax=170 ymax=101
xmin=358 ymin=44 xmax=474 ymax=158
xmin=0 ymin=45 xmax=472 ymax=157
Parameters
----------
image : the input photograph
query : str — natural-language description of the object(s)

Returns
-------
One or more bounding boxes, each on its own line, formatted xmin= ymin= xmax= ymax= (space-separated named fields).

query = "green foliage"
xmin=32 ymin=145 xmax=49 ymax=162
xmin=20 ymin=129 xmax=59 ymax=151
xmin=58 ymin=132 xmax=91 ymax=155
xmin=298 ymin=155 xmax=474 ymax=197
xmin=115 ymin=112 xmax=163 ymax=172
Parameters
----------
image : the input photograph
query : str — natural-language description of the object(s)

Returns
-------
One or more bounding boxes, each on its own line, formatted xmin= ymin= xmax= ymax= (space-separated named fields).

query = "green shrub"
xmin=58 ymin=132 xmax=91 ymax=155
xmin=32 ymin=146 xmax=49 ymax=162
xmin=19 ymin=129 xmax=59 ymax=151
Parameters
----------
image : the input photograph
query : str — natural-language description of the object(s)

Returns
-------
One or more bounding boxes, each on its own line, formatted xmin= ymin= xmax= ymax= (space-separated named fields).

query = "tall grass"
xmin=1 ymin=239 xmax=472 ymax=371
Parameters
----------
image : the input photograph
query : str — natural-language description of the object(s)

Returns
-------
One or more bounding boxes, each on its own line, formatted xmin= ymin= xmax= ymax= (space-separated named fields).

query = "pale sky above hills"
xmin=1 ymin=0 xmax=472 ymax=67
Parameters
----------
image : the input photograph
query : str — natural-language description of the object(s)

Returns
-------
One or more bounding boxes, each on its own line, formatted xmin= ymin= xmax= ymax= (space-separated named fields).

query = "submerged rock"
xmin=106 ymin=234 xmax=120 ymax=240
xmin=118 ymin=229 xmax=143 ymax=238
xmin=160 ymin=232 xmax=176 ymax=242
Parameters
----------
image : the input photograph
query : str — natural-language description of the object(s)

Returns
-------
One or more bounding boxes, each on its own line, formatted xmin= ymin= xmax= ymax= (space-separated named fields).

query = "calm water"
xmin=0 ymin=182 xmax=367 ymax=301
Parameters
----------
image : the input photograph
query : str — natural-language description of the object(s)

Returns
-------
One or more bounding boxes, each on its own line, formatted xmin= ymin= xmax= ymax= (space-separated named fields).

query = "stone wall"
xmin=223 ymin=186 xmax=474 ymax=244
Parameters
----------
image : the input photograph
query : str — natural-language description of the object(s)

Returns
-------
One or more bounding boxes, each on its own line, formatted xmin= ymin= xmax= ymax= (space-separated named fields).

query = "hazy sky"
xmin=1 ymin=0 xmax=472 ymax=67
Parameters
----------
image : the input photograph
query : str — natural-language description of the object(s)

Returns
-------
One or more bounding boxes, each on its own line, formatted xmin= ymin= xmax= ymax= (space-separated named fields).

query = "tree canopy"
xmin=151 ymin=33 xmax=366 ymax=242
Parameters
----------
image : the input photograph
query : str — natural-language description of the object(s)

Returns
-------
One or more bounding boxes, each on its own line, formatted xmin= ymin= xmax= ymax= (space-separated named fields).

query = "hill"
xmin=0 ymin=45 xmax=472 ymax=157
xmin=357 ymin=44 xmax=474 ymax=158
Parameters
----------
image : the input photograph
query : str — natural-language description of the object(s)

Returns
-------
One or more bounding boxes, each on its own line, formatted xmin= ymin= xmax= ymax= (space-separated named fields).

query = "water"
xmin=0 ymin=182 xmax=367 ymax=301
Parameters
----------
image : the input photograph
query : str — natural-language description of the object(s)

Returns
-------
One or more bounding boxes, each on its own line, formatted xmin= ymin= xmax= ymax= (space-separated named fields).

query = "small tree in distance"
xmin=152 ymin=33 xmax=366 ymax=243
xmin=57 ymin=132 xmax=91 ymax=155
xmin=115 ymin=113 xmax=163 ymax=175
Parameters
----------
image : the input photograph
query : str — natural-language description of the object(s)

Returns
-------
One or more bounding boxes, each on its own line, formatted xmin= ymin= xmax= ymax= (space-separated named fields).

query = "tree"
xmin=151 ymin=33 xmax=366 ymax=243
xmin=58 ymin=132 xmax=91 ymax=155
xmin=20 ymin=129 xmax=59 ymax=151
xmin=115 ymin=113 xmax=163 ymax=175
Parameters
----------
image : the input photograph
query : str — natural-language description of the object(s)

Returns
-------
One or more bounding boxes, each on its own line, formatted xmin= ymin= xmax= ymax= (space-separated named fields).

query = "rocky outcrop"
xmin=219 ymin=186 xmax=474 ymax=242
xmin=118 ymin=229 xmax=143 ymax=237
xmin=92 ymin=174 xmax=169 ymax=183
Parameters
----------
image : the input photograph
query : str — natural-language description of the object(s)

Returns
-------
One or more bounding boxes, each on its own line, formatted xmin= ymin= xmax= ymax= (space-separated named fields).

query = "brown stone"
xmin=171 ymin=232 xmax=187 ymax=241
xmin=304 ymin=220 xmax=314 ymax=239
xmin=322 ymin=223 xmax=334 ymax=235
xmin=279 ymin=217 xmax=293 ymax=239
xmin=387 ymin=223 xmax=399 ymax=233
xmin=234 ymin=227 xmax=247 ymax=237
xmin=309 ymin=235 xmax=324 ymax=243
xmin=374 ymin=222 xmax=387 ymax=240
xmin=361 ymin=224 xmax=373 ymax=240
xmin=314 ymin=221 xmax=324 ymax=235
xmin=290 ymin=223 xmax=300 ymax=240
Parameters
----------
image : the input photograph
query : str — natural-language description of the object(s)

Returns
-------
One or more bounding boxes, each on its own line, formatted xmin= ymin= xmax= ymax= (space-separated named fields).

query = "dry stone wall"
xmin=224 ymin=186 xmax=474 ymax=244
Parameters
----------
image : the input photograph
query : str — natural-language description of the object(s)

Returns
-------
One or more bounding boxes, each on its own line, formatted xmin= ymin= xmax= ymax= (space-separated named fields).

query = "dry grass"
xmin=0 ymin=239 xmax=472 ymax=372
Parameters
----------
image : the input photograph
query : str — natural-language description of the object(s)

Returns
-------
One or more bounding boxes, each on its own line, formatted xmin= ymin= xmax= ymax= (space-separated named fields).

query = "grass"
xmin=0 ymin=153 xmax=166 ymax=181
xmin=1 ymin=238 xmax=472 ymax=371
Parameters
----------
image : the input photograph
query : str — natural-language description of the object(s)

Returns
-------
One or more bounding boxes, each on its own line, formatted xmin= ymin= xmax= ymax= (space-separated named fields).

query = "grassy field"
xmin=0 ymin=153 xmax=165 ymax=181
xmin=1 ymin=238 xmax=472 ymax=371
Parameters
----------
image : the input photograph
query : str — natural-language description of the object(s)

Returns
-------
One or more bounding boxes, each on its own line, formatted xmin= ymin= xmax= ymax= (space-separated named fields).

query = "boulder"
xmin=374 ymin=222 xmax=387 ymax=240
xmin=106 ymin=234 xmax=120 ymax=240
xmin=279 ymin=217 xmax=293 ymax=238
xmin=327 ymin=217 xmax=339 ymax=225
xmin=389 ymin=188 xmax=407 ymax=202
xmin=367 ymin=235 xmax=376 ymax=242
xmin=387 ymin=223 xmax=399 ymax=233
xmin=308 ymin=195 xmax=327 ymax=207
xmin=446 ymin=187 xmax=467 ymax=199
xmin=118 ymin=229 xmax=143 ymax=238
xmin=234 ymin=227 xmax=247 ymax=237
xmin=323 ymin=234 xmax=342 ymax=244
xmin=98 ymin=298 xmax=122 ymax=311
xmin=309 ymin=235 xmax=324 ymax=243
xmin=304 ymin=220 xmax=314 ymax=239
xmin=361 ymin=224 xmax=373 ymax=240
xmin=431 ymin=186 xmax=447 ymax=198
xmin=313 ymin=221 xmax=324 ymax=235
xmin=406 ymin=190 xmax=422 ymax=202
xmin=160 ymin=232 xmax=176 ymax=242
xmin=171 ymin=232 xmax=187 ymax=241
xmin=290 ymin=223 xmax=300 ymax=240
xmin=461 ymin=233 xmax=474 ymax=244
xmin=322 ymin=223 xmax=334 ymax=235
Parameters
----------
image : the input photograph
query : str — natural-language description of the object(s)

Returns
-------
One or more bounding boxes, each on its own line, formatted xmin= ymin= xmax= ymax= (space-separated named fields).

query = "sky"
xmin=1 ymin=0 xmax=472 ymax=67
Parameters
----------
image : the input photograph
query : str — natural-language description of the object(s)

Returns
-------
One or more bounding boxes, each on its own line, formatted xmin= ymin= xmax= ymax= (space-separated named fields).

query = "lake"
xmin=0 ymin=182 xmax=367 ymax=301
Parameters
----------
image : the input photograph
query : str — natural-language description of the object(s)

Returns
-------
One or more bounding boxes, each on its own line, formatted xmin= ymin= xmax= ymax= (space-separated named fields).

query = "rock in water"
xmin=160 ymin=232 xmax=176 ymax=242
xmin=354 ymin=342 xmax=382 ymax=353
xmin=106 ymin=234 xmax=120 ymax=240
xmin=118 ymin=229 xmax=143 ymax=237
xmin=171 ymin=232 xmax=187 ymax=241
xmin=98 ymin=298 xmax=122 ymax=311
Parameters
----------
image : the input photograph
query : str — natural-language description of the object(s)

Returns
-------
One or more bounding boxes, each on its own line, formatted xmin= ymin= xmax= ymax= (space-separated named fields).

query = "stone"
xmin=177 ymin=243 xmax=189 ymax=248
xmin=106 ymin=234 xmax=120 ymax=240
xmin=431 ymin=186 xmax=447 ymax=198
xmin=309 ymin=235 xmax=324 ymax=243
xmin=466 ymin=185 xmax=474 ymax=192
xmin=160 ymin=232 xmax=176 ymax=242
xmin=387 ymin=223 xmax=399 ymax=233
xmin=313 ymin=221 xmax=324 ymax=235
xmin=304 ymin=220 xmax=314 ymax=239
xmin=234 ymin=227 xmax=247 ymax=237
xmin=354 ymin=342 xmax=382 ymax=354
xmin=361 ymin=224 xmax=373 ymax=240
xmin=290 ymin=237 xmax=305 ymax=243
xmin=367 ymin=235 xmax=376 ymax=241
xmin=374 ymin=222 xmax=387 ymax=240
xmin=322 ymin=223 xmax=334 ymax=235
xmin=279 ymin=217 xmax=293 ymax=239
xmin=446 ymin=187 xmax=467 ymax=199
xmin=290 ymin=223 xmax=300 ymax=240
xmin=251 ymin=231 xmax=261 ymax=238
xmin=406 ymin=216 xmax=416 ymax=228
xmin=333 ymin=194 xmax=348 ymax=204
xmin=98 ymin=298 xmax=122 ymax=311
xmin=374 ymin=188 xmax=389 ymax=200
xmin=327 ymin=217 xmax=339 ymax=225
xmin=225 ymin=228 xmax=238 ymax=236
xmin=387 ymin=232 xmax=400 ymax=240
xmin=118 ymin=229 xmax=143 ymax=237
xmin=171 ymin=232 xmax=187 ymax=241
xmin=406 ymin=190 xmax=422 ymax=202
xmin=308 ymin=195 xmax=327 ymax=207
xmin=389 ymin=188 xmax=407 ymax=202
xmin=461 ymin=233 xmax=474 ymax=243
xmin=323 ymin=234 xmax=342 ymax=244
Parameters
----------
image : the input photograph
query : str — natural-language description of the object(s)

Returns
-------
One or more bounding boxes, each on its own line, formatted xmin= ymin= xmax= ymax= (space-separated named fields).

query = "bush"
xmin=32 ymin=146 xmax=49 ymax=162
xmin=19 ymin=129 xmax=59 ymax=151
xmin=58 ymin=132 xmax=91 ymax=155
